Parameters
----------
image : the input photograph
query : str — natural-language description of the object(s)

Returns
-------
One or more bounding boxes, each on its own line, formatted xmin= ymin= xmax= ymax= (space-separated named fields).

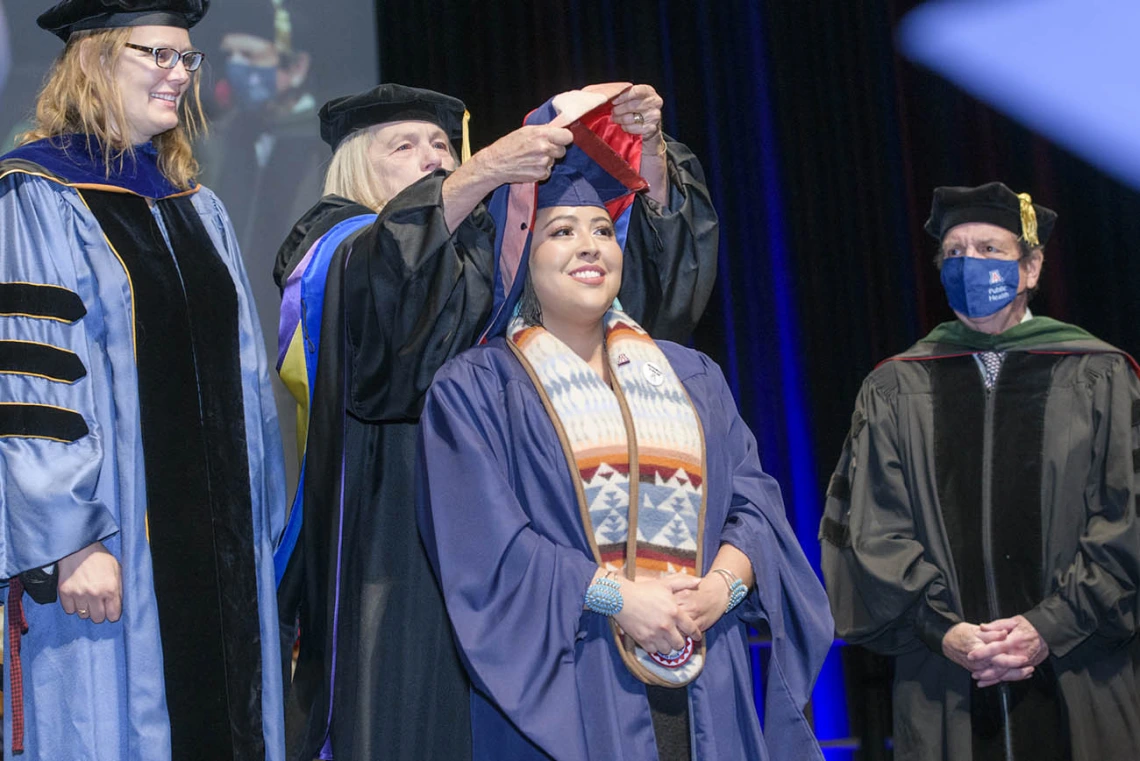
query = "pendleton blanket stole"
xmin=507 ymin=309 xmax=707 ymax=687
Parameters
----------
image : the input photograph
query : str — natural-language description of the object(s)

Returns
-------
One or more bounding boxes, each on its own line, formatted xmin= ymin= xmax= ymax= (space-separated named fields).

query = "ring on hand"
xmin=632 ymin=112 xmax=644 ymax=125
xmin=77 ymin=608 xmax=88 ymax=615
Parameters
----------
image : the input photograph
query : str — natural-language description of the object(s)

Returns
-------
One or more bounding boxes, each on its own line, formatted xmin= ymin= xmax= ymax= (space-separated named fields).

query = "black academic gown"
xmin=820 ymin=325 xmax=1140 ymax=761
xmin=274 ymin=138 xmax=719 ymax=761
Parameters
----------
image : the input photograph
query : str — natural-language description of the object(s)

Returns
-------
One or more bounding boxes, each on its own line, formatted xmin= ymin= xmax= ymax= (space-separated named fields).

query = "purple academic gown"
xmin=416 ymin=338 xmax=833 ymax=761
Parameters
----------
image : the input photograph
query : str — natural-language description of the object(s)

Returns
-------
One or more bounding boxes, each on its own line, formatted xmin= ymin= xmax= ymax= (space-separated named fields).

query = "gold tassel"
xmin=1017 ymin=192 xmax=1039 ymax=247
xmin=461 ymin=110 xmax=472 ymax=164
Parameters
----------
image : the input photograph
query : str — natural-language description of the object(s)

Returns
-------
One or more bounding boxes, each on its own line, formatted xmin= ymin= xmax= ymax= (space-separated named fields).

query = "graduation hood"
xmin=479 ymin=82 xmax=649 ymax=341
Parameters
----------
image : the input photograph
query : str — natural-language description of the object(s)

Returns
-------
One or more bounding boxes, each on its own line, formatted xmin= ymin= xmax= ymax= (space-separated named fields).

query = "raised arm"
xmin=343 ymin=126 xmax=573 ymax=421
xmin=441 ymin=125 xmax=573 ymax=232
xmin=617 ymin=125 xmax=718 ymax=342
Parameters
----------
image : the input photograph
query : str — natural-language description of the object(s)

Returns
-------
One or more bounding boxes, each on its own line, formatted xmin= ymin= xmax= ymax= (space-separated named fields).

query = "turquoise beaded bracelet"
xmin=712 ymin=568 xmax=748 ymax=614
xmin=585 ymin=575 xmax=623 ymax=616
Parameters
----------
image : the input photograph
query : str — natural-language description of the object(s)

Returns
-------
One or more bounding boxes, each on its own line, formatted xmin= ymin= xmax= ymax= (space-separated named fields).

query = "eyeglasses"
xmin=124 ymin=43 xmax=206 ymax=72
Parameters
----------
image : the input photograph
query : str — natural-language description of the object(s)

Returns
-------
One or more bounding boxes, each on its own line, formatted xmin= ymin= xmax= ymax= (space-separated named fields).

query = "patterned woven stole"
xmin=507 ymin=309 xmax=707 ymax=687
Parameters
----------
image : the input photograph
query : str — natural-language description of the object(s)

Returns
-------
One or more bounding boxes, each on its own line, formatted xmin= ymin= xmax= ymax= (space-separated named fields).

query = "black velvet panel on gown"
xmin=79 ymin=189 xmax=263 ymax=761
xmin=931 ymin=353 xmax=1068 ymax=761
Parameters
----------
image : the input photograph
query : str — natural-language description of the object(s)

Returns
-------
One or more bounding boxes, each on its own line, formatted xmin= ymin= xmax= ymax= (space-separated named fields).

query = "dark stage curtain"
xmin=376 ymin=2 xmax=1140 ymax=758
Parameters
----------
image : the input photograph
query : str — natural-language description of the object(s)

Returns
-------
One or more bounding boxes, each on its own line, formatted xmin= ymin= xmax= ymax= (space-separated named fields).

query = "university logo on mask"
xmin=941 ymin=257 xmax=1020 ymax=318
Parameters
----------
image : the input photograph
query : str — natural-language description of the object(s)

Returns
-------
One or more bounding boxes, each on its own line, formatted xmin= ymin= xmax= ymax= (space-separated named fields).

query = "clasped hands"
xmin=612 ymin=572 xmax=731 ymax=656
xmin=941 ymin=616 xmax=1049 ymax=688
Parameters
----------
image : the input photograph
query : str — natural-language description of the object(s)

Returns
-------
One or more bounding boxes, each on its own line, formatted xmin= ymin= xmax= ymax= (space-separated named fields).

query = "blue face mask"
xmin=226 ymin=59 xmax=277 ymax=109
xmin=940 ymin=256 xmax=1022 ymax=318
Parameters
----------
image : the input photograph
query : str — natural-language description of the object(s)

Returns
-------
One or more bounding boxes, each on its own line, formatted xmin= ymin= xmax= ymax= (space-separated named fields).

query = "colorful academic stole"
xmin=507 ymin=310 xmax=708 ymax=687
xmin=273 ymin=214 xmax=376 ymax=584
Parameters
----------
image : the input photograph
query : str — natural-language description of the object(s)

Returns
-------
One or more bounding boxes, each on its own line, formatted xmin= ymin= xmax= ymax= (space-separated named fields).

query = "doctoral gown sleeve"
xmin=695 ymin=353 xmax=832 ymax=761
xmin=618 ymin=137 xmax=718 ymax=343
xmin=416 ymin=356 xmax=598 ymax=759
xmin=819 ymin=371 xmax=962 ymax=655
xmin=1023 ymin=356 xmax=1140 ymax=657
xmin=0 ymin=173 xmax=118 ymax=578
xmin=342 ymin=171 xmax=496 ymax=421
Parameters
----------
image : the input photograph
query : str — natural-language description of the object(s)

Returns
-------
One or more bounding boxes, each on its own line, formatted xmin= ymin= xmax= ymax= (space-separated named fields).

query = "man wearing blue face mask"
xmin=221 ymin=32 xmax=300 ymax=110
xmin=820 ymin=181 xmax=1140 ymax=761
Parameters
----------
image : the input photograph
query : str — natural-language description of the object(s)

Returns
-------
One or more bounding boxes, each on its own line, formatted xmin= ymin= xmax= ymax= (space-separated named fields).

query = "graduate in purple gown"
xmin=416 ymin=88 xmax=833 ymax=761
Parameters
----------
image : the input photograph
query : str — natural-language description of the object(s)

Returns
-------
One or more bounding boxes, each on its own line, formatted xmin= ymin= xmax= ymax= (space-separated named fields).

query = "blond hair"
xmin=322 ymin=126 xmax=388 ymax=212
xmin=19 ymin=28 xmax=207 ymax=190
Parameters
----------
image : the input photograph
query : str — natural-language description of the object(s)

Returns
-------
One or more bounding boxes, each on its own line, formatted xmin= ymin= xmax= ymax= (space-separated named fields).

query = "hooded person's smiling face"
xmin=527 ymin=205 xmax=623 ymax=330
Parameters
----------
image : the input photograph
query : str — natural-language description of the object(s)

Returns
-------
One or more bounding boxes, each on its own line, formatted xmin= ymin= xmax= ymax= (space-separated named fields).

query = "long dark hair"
xmin=517 ymin=269 xmax=543 ymax=327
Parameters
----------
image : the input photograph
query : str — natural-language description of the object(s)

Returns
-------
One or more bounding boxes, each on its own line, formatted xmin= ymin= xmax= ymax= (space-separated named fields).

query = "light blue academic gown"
xmin=0 ymin=147 xmax=286 ymax=761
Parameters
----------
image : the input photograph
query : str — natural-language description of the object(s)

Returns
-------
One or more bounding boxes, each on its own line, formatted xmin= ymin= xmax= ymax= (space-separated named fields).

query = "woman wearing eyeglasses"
xmin=0 ymin=2 xmax=286 ymax=760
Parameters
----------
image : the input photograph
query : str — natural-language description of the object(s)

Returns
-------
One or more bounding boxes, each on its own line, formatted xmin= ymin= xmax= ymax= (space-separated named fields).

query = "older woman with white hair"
xmin=0 ymin=1 xmax=287 ymax=759
xmin=273 ymin=82 xmax=718 ymax=760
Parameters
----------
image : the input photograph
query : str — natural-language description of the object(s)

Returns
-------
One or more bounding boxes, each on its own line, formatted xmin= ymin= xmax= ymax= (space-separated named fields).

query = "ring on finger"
xmin=632 ymin=112 xmax=644 ymax=125
xmin=77 ymin=607 xmax=89 ymax=615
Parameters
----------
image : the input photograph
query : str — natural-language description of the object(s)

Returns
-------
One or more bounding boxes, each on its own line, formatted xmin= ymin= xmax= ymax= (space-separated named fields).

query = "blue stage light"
xmin=900 ymin=0 xmax=1140 ymax=190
